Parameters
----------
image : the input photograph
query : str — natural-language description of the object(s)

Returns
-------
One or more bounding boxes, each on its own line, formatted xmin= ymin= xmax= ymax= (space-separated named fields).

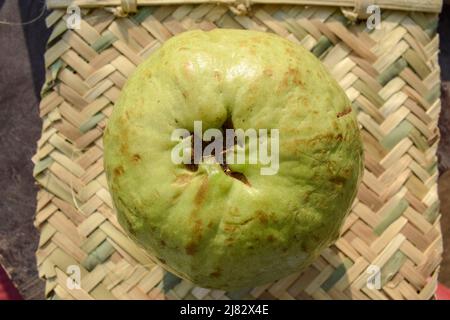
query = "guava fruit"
xmin=103 ymin=29 xmax=363 ymax=290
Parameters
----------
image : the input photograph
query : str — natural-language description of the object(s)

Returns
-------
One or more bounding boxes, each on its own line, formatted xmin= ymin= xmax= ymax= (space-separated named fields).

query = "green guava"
xmin=103 ymin=29 xmax=363 ymax=290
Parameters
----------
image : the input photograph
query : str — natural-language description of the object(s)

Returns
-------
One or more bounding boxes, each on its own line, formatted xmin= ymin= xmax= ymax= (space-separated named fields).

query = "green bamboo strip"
xmin=424 ymin=200 xmax=440 ymax=224
xmin=321 ymin=258 xmax=353 ymax=291
xmin=79 ymin=113 xmax=105 ymax=133
xmin=353 ymin=79 xmax=385 ymax=108
xmin=380 ymin=120 xmax=413 ymax=150
xmin=51 ymin=60 xmax=64 ymax=81
xmin=410 ymin=11 xmax=438 ymax=30
xmin=82 ymin=240 xmax=115 ymax=271
xmin=402 ymin=49 xmax=431 ymax=80
xmin=425 ymin=84 xmax=441 ymax=105
xmin=409 ymin=127 xmax=429 ymax=152
xmin=91 ymin=31 xmax=118 ymax=53
xmin=312 ymin=35 xmax=332 ymax=57
xmin=34 ymin=157 xmax=55 ymax=177
xmin=280 ymin=16 xmax=309 ymax=41
xmin=48 ymin=19 xmax=68 ymax=44
xmin=381 ymin=250 xmax=407 ymax=286
xmin=377 ymin=58 xmax=407 ymax=86
xmin=227 ymin=287 xmax=253 ymax=300
xmin=131 ymin=6 xmax=154 ymax=23
xmin=374 ymin=199 xmax=409 ymax=235
xmin=99 ymin=221 xmax=154 ymax=266
xmin=162 ymin=272 xmax=183 ymax=293
xmin=428 ymin=162 xmax=438 ymax=176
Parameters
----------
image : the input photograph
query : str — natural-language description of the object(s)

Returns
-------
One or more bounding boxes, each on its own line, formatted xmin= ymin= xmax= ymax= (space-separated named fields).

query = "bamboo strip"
xmin=46 ymin=0 xmax=443 ymax=13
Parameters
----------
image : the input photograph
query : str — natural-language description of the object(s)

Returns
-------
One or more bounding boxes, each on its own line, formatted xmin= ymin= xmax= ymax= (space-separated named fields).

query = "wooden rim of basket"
xmin=47 ymin=0 xmax=443 ymax=15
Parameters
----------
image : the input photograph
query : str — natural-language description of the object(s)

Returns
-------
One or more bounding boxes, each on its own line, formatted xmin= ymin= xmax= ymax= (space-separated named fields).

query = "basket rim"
xmin=46 ymin=0 xmax=443 ymax=14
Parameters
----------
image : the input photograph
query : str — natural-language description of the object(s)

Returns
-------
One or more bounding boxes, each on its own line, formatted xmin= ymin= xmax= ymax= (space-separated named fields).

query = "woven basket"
xmin=33 ymin=0 xmax=444 ymax=300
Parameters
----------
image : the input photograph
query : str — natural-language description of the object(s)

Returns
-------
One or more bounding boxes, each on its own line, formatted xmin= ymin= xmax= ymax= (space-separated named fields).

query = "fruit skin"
xmin=103 ymin=29 xmax=363 ymax=290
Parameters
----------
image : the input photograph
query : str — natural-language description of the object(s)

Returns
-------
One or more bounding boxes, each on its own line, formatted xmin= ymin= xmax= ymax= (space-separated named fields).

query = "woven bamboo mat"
xmin=33 ymin=2 xmax=444 ymax=300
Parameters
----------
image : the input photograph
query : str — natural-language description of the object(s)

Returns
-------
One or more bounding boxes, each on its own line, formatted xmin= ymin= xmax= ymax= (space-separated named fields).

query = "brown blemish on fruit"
xmin=301 ymin=96 xmax=309 ymax=107
xmin=131 ymin=154 xmax=141 ymax=163
xmin=223 ymin=224 xmax=237 ymax=233
xmin=193 ymin=219 xmax=202 ymax=235
xmin=186 ymin=219 xmax=203 ymax=255
xmin=336 ymin=134 xmax=343 ymax=141
xmin=250 ymin=36 xmax=262 ymax=42
xmin=160 ymin=240 xmax=166 ymax=247
xmin=330 ymin=176 xmax=346 ymax=185
xmin=174 ymin=174 xmax=192 ymax=185
xmin=294 ymin=132 xmax=337 ymax=149
xmin=210 ymin=268 xmax=221 ymax=278
xmin=120 ymin=142 xmax=128 ymax=154
xmin=185 ymin=241 xmax=198 ymax=255
xmin=285 ymin=47 xmax=295 ymax=56
xmin=278 ymin=76 xmax=289 ymax=92
xmin=277 ymin=67 xmax=304 ymax=92
xmin=114 ymin=166 xmax=124 ymax=177
xmin=287 ymin=67 xmax=304 ymax=87
xmin=342 ymin=167 xmax=352 ymax=178
xmin=256 ymin=210 xmax=269 ymax=225
xmin=267 ymin=235 xmax=275 ymax=242
xmin=238 ymin=39 xmax=250 ymax=47
xmin=304 ymin=191 xmax=312 ymax=203
xmin=240 ymin=216 xmax=255 ymax=225
xmin=263 ymin=69 xmax=273 ymax=77
xmin=311 ymin=233 xmax=322 ymax=243
xmin=301 ymin=242 xmax=308 ymax=252
xmin=337 ymin=108 xmax=352 ymax=118
xmin=194 ymin=177 xmax=208 ymax=206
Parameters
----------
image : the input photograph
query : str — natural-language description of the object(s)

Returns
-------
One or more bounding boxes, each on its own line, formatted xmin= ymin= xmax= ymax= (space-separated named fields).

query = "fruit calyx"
xmin=184 ymin=117 xmax=250 ymax=186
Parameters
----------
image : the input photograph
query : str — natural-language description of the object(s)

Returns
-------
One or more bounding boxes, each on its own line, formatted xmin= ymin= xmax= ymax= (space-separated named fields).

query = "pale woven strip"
xmin=46 ymin=0 xmax=443 ymax=14
xmin=33 ymin=4 xmax=443 ymax=300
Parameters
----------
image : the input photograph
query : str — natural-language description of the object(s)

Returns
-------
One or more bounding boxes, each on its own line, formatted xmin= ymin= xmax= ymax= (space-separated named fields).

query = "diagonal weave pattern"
xmin=33 ymin=4 xmax=443 ymax=300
